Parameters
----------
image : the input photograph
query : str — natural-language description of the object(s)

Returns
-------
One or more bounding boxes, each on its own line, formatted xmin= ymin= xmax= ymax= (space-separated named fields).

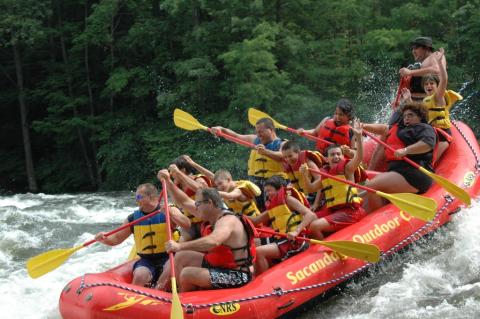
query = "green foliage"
xmin=1 ymin=0 xmax=480 ymax=193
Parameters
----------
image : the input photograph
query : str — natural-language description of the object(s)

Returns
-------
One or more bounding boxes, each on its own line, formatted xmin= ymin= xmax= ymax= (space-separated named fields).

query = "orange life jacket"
xmin=316 ymin=119 xmax=352 ymax=153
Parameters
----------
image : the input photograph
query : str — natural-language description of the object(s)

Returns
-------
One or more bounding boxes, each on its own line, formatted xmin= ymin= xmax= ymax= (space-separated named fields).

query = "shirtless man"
xmin=157 ymin=170 xmax=256 ymax=292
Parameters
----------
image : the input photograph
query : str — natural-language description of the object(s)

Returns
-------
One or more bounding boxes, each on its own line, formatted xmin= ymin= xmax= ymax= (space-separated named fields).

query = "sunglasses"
xmin=194 ymin=199 xmax=209 ymax=208
xmin=135 ymin=194 xmax=144 ymax=201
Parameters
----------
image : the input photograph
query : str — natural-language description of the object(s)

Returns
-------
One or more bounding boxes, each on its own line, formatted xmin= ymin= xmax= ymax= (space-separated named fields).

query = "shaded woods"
xmin=1 ymin=0 xmax=479 ymax=193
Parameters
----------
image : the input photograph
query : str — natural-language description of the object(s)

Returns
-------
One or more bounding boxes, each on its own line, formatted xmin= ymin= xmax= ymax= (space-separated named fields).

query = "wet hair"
xmin=336 ymin=98 xmax=354 ymax=119
xmin=421 ymin=73 xmax=440 ymax=87
xmin=325 ymin=143 xmax=342 ymax=156
xmin=281 ymin=140 xmax=301 ymax=152
xmin=198 ymin=187 xmax=223 ymax=208
xmin=264 ymin=175 xmax=288 ymax=190
xmin=172 ymin=156 xmax=196 ymax=175
xmin=400 ymin=102 xmax=428 ymax=123
xmin=137 ymin=183 xmax=158 ymax=198
xmin=255 ymin=117 xmax=275 ymax=130
xmin=213 ymin=169 xmax=232 ymax=181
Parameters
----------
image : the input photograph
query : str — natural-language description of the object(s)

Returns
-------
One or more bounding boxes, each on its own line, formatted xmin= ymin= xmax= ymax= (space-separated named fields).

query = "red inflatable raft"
xmin=59 ymin=121 xmax=480 ymax=319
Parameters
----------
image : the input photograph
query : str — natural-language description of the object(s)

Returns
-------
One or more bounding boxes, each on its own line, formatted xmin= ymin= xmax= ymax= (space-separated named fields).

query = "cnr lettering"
xmin=210 ymin=302 xmax=240 ymax=316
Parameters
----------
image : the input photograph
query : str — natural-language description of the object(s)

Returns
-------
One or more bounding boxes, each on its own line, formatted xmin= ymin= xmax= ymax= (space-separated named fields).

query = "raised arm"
xmin=218 ymin=187 xmax=248 ymax=202
xmin=157 ymin=169 xmax=196 ymax=214
xmin=433 ymin=48 xmax=447 ymax=106
xmin=169 ymin=164 xmax=208 ymax=194
xmin=210 ymin=126 xmax=257 ymax=144
xmin=169 ymin=205 xmax=191 ymax=230
xmin=345 ymin=120 xmax=363 ymax=177
xmin=182 ymin=155 xmax=215 ymax=181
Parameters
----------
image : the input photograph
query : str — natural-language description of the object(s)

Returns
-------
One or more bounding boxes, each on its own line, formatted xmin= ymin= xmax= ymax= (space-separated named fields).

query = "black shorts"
xmin=388 ymin=161 xmax=432 ymax=194
xmin=437 ymin=128 xmax=452 ymax=142
xmin=202 ymin=260 xmax=252 ymax=289
xmin=133 ymin=254 xmax=169 ymax=286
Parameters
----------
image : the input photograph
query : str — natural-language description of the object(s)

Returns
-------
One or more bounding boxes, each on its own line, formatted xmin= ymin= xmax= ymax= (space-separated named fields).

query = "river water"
xmin=0 ymin=192 xmax=479 ymax=319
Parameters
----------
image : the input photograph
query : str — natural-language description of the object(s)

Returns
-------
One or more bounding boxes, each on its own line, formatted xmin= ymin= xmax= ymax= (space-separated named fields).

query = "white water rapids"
xmin=0 ymin=192 xmax=479 ymax=318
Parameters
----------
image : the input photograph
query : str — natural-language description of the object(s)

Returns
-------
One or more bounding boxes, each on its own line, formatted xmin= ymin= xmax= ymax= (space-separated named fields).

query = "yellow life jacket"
xmin=247 ymin=137 xmax=287 ymax=179
xmin=424 ymin=90 xmax=463 ymax=129
xmin=132 ymin=210 xmax=168 ymax=255
xmin=321 ymin=159 xmax=363 ymax=209
xmin=266 ymin=187 xmax=305 ymax=234
xmin=284 ymin=150 xmax=326 ymax=195
xmin=225 ymin=180 xmax=261 ymax=217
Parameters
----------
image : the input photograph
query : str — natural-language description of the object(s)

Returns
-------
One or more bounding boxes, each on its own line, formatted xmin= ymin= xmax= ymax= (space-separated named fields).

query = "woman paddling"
xmin=362 ymin=102 xmax=436 ymax=213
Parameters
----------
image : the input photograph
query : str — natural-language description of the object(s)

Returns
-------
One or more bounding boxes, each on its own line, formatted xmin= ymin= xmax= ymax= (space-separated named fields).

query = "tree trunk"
xmin=84 ymin=0 xmax=102 ymax=186
xmin=13 ymin=43 xmax=38 ymax=192
xmin=57 ymin=0 xmax=97 ymax=188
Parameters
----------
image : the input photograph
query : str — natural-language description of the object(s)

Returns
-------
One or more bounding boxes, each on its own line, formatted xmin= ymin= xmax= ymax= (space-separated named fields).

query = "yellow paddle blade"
xmin=419 ymin=167 xmax=471 ymax=206
xmin=170 ymin=277 xmax=184 ymax=319
xmin=310 ymin=239 xmax=380 ymax=263
xmin=378 ymin=192 xmax=437 ymax=222
xmin=26 ymin=245 xmax=84 ymax=279
xmin=127 ymin=245 xmax=138 ymax=261
xmin=248 ymin=108 xmax=286 ymax=129
xmin=173 ymin=108 xmax=208 ymax=131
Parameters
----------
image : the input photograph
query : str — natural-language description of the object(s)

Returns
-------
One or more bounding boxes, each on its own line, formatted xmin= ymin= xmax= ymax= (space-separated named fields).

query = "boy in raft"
xmin=180 ymin=155 xmax=262 ymax=217
xmin=168 ymin=156 xmax=212 ymax=241
xmin=280 ymin=140 xmax=325 ymax=211
xmin=94 ymin=183 xmax=190 ymax=287
xmin=299 ymin=119 xmax=366 ymax=238
xmin=250 ymin=175 xmax=317 ymax=275
xmin=297 ymin=98 xmax=356 ymax=155
xmin=159 ymin=169 xmax=256 ymax=292
xmin=421 ymin=48 xmax=462 ymax=161
xmin=211 ymin=117 xmax=286 ymax=210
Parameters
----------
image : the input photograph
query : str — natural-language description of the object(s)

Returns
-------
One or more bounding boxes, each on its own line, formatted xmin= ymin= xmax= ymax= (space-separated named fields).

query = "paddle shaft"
xmin=256 ymin=227 xmax=314 ymax=243
xmin=392 ymin=76 xmax=411 ymax=108
xmin=82 ymin=205 xmax=163 ymax=248
xmin=210 ymin=129 xmax=256 ymax=148
xmin=309 ymin=167 xmax=378 ymax=195
xmin=161 ymin=180 xmax=177 ymax=278
xmin=362 ymin=130 xmax=422 ymax=169
xmin=284 ymin=126 xmax=333 ymax=145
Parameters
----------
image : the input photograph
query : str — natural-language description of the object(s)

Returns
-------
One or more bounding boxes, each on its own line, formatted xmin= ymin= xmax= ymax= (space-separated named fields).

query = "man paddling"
xmin=94 ymin=183 xmax=190 ymax=287
xmin=157 ymin=170 xmax=256 ymax=292
xmin=211 ymin=117 xmax=286 ymax=210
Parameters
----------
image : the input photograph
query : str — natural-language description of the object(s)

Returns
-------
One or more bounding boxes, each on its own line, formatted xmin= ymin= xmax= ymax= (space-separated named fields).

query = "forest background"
xmin=1 ymin=0 xmax=479 ymax=194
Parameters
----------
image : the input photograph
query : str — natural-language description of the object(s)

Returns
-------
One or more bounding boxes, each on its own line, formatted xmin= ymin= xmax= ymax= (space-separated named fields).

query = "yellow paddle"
xmin=26 ymin=206 xmax=163 ymax=279
xmin=161 ymin=180 xmax=184 ymax=319
xmin=257 ymin=228 xmax=380 ymax=263
xmin=309 ymin=168 xmax=437 ymax=222
xmin=173 ymin=108 xmax=256 ymax=148
xmin=363 ymin=130 xmax=471 ymax=206
xmin=248 ymin=108 xmax=333 ymax=145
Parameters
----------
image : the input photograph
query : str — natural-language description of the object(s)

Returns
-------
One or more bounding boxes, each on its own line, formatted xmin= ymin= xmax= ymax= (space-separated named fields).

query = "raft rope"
xmin=75 ymin=122 xmax=479 ymax=312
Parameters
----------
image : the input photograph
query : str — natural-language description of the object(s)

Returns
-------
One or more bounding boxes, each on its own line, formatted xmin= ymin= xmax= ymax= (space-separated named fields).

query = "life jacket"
xmin=316 ymin=119 xmax=351 ymax=153
xmin=180 ymin=174 xmax=212 ymax=223
xmin=408 ymin=62 xmax=424 ymax=95
xmin=384 ymin=124 xmax=406 ymax=162
xmin=225 ymin=180 xmax=261 ymax=217
xmin=132 ymin=209 xmax=168 ymax=256
xmin=424 ymin=90 xmax=463 ymax=129
xmin=266 ymin=187 xmax=307 ymax=234
xmin=247 ymin=137 xmax=287 ymax=179
xmin=202 ymin=211 xmax=257 ymax=270
xmin=283 ymin=150 xmax=327 ymax=195
xmin=321 ymin=159 xmax=363 ymax=209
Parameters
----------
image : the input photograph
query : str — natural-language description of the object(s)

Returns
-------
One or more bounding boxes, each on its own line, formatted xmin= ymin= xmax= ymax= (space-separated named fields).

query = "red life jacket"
xmin=385 ymin=124 xmax=406 ymax=162
xmin=202 ymin=211 xmax=257 ymax=270
xmin=316 ymin=119 xmax=351 ymax=152
xmin=182 ymin=174 xmax=212 ymax=197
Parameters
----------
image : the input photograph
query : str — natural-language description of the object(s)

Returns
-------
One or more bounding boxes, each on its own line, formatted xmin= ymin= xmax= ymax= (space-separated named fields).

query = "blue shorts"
xmin=133 ymin=254 xmax=169 ymax=285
